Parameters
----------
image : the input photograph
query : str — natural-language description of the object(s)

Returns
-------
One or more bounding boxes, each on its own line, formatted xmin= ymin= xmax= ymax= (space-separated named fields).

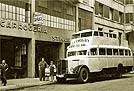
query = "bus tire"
xmin=115 ymin=64 xmax=124 ymax=78
xmin=78 ymin=67 xmax=89 ymax=83
xmin=56 ymin=77 xmax=66 ymax=83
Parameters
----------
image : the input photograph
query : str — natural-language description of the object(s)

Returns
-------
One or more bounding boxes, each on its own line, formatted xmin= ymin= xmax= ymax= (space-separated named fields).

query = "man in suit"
xmin=0 ymin=60 xmax=8 ymax=86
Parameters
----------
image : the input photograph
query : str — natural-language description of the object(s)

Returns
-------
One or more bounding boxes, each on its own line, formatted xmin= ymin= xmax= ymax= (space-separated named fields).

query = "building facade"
xmin=77 ymin=0 xmax=134 ymax=50
xmin=0 ymin=0 xmax=78 ymax=78
xmin=0 ymin=0 xmax=133 ymax=78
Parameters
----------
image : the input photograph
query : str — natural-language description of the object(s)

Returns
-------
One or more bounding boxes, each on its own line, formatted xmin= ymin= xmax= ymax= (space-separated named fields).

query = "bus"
xmin=56 ymin=29 xmax=134 ymax=83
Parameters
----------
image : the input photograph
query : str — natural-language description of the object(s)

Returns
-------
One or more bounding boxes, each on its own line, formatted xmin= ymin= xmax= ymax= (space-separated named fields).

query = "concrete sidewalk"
xmin=0 ymin=78 xmax=54 ymax=90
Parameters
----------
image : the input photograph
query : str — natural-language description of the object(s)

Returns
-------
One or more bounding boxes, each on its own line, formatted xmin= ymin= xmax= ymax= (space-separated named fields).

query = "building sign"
xmin=52 ymin=36 xmax=70 ymax=42
xmin=0 ymin=19 xmax=47 ymax=33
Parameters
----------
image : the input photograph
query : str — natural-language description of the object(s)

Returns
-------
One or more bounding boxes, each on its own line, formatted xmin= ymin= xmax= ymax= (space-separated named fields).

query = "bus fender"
xmin=73 ymin=65 xmax=90 ymax=75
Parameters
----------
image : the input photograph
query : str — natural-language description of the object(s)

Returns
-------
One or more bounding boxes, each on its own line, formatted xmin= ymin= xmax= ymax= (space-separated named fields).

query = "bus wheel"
xmin=115 ymin=64 xmax=124 ymax=78
xmin=56 ymin=77 xmax=66 ymax=83
xmin=78 ymin=67 xmax=89 ymax=83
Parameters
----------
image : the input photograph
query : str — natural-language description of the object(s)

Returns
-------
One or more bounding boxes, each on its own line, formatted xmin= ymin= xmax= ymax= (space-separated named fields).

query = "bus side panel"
xmin=88 ymin=57 xmax=102 ymax=72
xmin=88 ymin=56 xmax=133 ymax=73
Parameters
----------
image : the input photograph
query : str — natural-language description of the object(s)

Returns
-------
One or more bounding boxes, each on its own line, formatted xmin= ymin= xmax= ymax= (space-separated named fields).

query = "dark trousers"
xmin=1 ymin=76 xmax=7 ymax=85
xmin=39 ymin=69 xmax=45 ymax=81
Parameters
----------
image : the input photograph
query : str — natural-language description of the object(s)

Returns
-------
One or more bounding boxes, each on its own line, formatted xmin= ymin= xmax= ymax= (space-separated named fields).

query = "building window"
xmin=38 ymin=0 xmax=47 ymax=8
xmin=95 ymin=1 xmax=103 ymax=17
xmin=98 ymin=3 xmax=103 ymax=16
xmin=125 ymin=13 xmax=134 ymax=23
xmin=78 ymin=18 xmax=81 ymax=31
xmin=66 ymin=5 xmax=74 ymax=16
xmin=113 ymin=10 xmax=119 ymax=22
xmin=0 ymin=2 xmax=26 ymax=22
xmin=54 ymin=2 xmax=62 ymax=12
xmin=125 ymin=0 xmax=134 ymax=4
xmin=119 ymin=12 xmax=124 ymax=24
xmin=34 ymin=12 xmax=75 ymax=31
xmin=109 ymin=8 xmax=113 ymax=20
xmin=103 ymin=5 xmax=109 ymax=18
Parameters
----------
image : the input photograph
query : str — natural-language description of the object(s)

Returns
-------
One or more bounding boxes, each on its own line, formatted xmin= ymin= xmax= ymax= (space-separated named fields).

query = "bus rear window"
xmin=81 ymin=32 xmax=92 ymax=37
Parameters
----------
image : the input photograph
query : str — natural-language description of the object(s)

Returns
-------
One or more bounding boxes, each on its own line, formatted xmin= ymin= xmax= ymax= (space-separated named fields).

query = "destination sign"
xmin=71 ymin=38 xmax=90 ymax=45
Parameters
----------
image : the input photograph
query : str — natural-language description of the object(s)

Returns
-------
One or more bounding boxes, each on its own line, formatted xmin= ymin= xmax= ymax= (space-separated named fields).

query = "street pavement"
xmin=0 ymin=78 xmax=54 ymax=90
xmin=15 ymin=73 xmax=134 ymax=91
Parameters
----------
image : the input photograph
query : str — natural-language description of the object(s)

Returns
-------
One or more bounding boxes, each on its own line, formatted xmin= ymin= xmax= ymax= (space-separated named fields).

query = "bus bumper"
xmin=56 ymin=73 xmax=79 ymax=78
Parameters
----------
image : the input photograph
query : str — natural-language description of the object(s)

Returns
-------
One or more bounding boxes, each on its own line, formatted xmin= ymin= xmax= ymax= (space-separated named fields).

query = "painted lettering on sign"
xmin=52 ymin=36 xmax=70 ymax=42
xmin=0 ymin=19 xmax=48 ymax=33
xmin=71 ymin=38 xmax=90 ymax=44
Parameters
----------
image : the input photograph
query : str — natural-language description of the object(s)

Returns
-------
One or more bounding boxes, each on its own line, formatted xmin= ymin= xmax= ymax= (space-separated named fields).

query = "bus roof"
xmin=72 ymin=29 xmax=116 ymax=35
xmin=72 ymin=29 xmax=96 ymax=35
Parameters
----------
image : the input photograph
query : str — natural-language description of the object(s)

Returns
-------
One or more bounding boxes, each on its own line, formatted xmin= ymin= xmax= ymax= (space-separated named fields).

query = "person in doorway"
xmin=49 ymin=61 xmax=56 ymax=82
xmin=0 ymin=60 xmax=8 ymax=86
xmin=38 ymin=58 xmax=48 ymax=81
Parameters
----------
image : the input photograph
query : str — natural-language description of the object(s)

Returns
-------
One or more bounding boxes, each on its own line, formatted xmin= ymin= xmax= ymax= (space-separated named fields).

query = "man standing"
xmin=38 ymin=58 xmax=48 ymax=81
xmin=0 ymin=60 xmax=8 ymax=86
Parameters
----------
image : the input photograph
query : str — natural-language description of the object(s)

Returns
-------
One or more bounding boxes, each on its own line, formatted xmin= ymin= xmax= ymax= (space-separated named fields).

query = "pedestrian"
xmin=45 ymin=65 xmax=50 ymax=81
xmin=0 ymin=60 xmax=8 ymax=86
xmin=49 ymin=61 xmax=56 ymax=82
xmin=38 ymin=58 xmax=48 ymax=81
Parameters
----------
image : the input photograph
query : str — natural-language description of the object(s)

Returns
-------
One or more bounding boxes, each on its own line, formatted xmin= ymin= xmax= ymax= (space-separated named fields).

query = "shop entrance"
xmin=35 ymin=41 xmax=61 ymax=77
xmin=0 ymin=36 xmax=29 ymax=79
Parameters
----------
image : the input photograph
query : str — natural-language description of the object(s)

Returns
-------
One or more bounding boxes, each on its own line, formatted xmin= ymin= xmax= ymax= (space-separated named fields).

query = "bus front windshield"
xmin=72 ymin=34 xmax=80 ymax=39
xmin=68 ymin=50 xmax=87 ymax=57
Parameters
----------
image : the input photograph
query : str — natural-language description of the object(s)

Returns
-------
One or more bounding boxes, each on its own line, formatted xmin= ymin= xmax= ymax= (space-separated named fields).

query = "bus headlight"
xmin=70 ymin=67 xmax=74 ymax=73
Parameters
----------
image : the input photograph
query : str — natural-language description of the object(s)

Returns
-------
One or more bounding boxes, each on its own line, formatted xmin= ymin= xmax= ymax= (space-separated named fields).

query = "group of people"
xmin=38 ymin=58 xmax=56 ymax=82
xmin=0 ymin=60 xmax=8 ymax=86
xmin=0 ymin=58 xmax=56 ymax=86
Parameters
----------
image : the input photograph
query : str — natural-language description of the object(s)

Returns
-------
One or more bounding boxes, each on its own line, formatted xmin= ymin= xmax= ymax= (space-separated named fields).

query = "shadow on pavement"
xmin=54 ymin=74 xmax=133 ymax=85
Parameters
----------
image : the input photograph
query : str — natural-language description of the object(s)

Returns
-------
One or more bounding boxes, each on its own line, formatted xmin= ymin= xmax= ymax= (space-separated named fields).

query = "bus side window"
xmin=104 ymin=33 xmax=108 ymax=37
xmin=119 ymin=49 xmax=124 ymax=56
xmin=99 ymin=48 xmax=105 ymax=55
xmin=94 ymin=31 xmax=98 ymax=36
xmin=128 ymin=50 xmax=131 ymax=56
xmin=125 ymin=50 xmax=128 ymax=56
xmin=109 ymin=34 xmax=112 ymax=38
xmin=91 ymin=48 xmax=97 ymax=55
xmin=113 ymin=49 xmax=118 ymax=55
xmin=113 ymin=34 xmax=117 ymax=38
xmin=107 ymin=49 xmax=112 ymax=55
xmin=99 ymin=32 xmax=104 ymax=36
